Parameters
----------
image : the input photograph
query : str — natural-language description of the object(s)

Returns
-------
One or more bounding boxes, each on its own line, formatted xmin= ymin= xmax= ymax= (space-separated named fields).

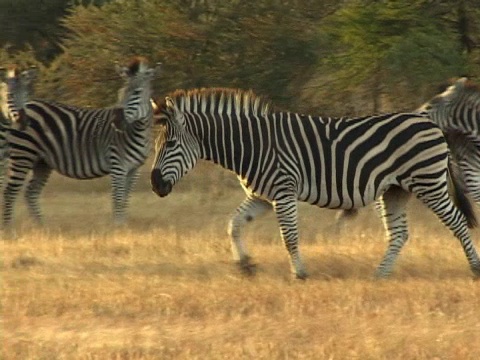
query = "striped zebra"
xmin=0 ymin=66 xmax=37 ymax=189
xmin=2 ymin=57 xmax=159 ymax=229
xmin=150 ymin=88 xmax=480 ymax=279
xmin=335 ymin=78 xmax=480 ymax=228
xmin=418 ymin=77 xmax=480 ymax=202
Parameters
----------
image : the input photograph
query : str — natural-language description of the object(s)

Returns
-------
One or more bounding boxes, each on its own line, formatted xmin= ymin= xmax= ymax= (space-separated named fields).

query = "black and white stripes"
xmin=151 ymin=88 xmax=480 ymax=279
xmin=3 ymin=58 xmax=159 ymax=228
xmin=418 ymin=77 xmax=480 ymax=203
xmin=0 ymin=66 xmax=37 ymax=189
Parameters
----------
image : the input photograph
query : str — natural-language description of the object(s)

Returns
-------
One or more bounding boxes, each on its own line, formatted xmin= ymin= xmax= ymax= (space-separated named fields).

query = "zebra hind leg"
xmin=25 ymin=162 xmax=52 ymax=225
xmin=375 ymin=187 xmax=410 ymax=278
xmin=416 ymin=188 xmax=480 ymax=278
xmin=273 ymin=195 xmax=308 ymax=279
xmin=227 ymin=195 xmax=272 ymax=276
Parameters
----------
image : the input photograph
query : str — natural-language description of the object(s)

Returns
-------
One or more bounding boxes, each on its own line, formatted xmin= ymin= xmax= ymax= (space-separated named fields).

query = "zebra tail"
xmin=447 ymin=155 xmax=478 ymax=228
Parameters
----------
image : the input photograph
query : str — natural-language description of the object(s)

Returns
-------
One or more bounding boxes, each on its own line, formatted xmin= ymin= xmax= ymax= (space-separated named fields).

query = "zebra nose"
xmin=151 ymin=168 xmax=172 ymax=197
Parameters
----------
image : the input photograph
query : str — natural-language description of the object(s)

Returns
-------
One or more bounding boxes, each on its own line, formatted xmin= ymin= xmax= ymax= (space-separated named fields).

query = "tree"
xmin=38 ymin=0 xmax=338 ymax=109
xmin=0 ymin=0 xmax=113 ymax=63
xmin=315 ymin=0 xmax=470 ymax=113
xmin=39 ymin=0 xmax=204 ymax=106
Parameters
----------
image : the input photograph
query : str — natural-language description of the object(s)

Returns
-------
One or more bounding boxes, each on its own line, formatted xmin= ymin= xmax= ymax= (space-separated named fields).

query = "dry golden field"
xmin=2 ymin=161 xmax=480 ymax=359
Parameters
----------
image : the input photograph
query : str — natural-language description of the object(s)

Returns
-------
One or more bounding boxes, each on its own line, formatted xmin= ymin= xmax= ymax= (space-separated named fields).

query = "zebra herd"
xmin=2 ymin=58 xmax=480 ymax=280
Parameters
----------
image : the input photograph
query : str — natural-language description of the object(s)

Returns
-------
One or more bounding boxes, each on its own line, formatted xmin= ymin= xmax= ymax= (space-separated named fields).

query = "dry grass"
xmin=2 ymin=161 xmax=480 ymax=359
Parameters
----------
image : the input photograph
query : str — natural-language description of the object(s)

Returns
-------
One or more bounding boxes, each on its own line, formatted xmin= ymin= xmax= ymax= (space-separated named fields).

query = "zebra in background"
xmin=335 ymin=77 xmax=480 ymax=228
xmin=2 ymin=57 xmax=160 ymax=229
xmin=418 ymin=77 xmax=480 ymax=202
xmin=0 ymin=66 xmax=37 ymax=188
xmin=150 ymin=88 xmax=480 ymax=279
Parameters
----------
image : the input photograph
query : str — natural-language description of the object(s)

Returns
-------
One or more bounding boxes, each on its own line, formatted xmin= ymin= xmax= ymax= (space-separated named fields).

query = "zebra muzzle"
xmin=151 ymin=168 xmax=172 ymax=197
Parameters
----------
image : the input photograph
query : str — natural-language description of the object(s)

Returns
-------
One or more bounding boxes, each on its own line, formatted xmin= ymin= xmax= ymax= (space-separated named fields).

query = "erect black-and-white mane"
xmin=157 ymin=88 xmax=274 ymax=117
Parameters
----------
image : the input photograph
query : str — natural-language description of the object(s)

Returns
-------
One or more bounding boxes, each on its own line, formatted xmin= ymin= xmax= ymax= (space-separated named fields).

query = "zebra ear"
xmin=165 ymin=96 xmax=175 ymax=109
xmin=165 ymin=96 xmax=185 ymax=128
xmin=150 ymin=98 xmax=158 ymax=112
xmin=115 ymin=62 xmax=129 ymax=79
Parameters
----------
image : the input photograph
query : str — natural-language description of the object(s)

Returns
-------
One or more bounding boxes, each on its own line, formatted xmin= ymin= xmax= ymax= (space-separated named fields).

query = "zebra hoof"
xmin=373 ymin=272 xmax=391 ymax=280
xmin=295 ymin=271 xmax=308 ymax=280
xmin=237 ymin=256 xmax=257 ymax=276
xmin=471 ymin=266 xmax=480 ymax=279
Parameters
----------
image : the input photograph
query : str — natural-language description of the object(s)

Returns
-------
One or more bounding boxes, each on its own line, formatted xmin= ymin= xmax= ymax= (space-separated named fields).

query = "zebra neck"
xmin=442 ymin=103 xmax=480 ymax=133
xmin=192 ymin=113 xmax=265 ymax=178
xmin=5 ymin=93 xmax=20 ymax=121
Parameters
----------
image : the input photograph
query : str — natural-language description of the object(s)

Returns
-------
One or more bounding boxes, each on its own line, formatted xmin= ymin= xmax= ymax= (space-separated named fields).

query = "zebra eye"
xmin=165 ymin=140 xmax=176 ymax=148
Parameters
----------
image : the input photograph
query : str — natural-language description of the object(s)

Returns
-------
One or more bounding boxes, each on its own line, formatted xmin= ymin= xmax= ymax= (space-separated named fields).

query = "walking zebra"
xmin=2 ymin=57 xmax=159 ymax=229
xmin=150 ymin=88 xmax=480 ymax=279
xmin=418 ymin=77 xmax=480 ymax=202
xmin=0 ymin=66 xmax=37 ymax=188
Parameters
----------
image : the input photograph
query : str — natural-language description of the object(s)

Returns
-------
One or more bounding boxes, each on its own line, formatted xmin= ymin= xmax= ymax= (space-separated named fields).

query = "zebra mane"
xmin=158 ymin=88 xmax=274 ymax=117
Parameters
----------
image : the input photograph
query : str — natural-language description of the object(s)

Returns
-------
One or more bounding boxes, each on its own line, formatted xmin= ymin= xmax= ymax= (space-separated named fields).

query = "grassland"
xmin=2 ymin=161 xmax=480 ymax=359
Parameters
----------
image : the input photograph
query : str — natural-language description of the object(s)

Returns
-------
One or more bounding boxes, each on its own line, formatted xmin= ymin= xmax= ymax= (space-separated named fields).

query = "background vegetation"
xmin=1 ymin=0 xmax=479 ymax=113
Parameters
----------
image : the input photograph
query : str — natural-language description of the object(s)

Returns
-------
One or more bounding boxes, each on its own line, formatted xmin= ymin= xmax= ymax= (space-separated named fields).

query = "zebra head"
xmin=0 ymin=66 xmax=37 ymax=129
xmin=151 ymin=96 xmax=201 ymax=197
xmin=116 ymin=57 xmax=161 ymax=126
xmin=417 ymin=77 xmax=469 ymax=113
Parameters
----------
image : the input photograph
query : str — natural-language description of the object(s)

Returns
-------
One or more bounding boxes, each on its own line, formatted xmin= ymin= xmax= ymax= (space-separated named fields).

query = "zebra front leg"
xmin=25 ymin=162 xmax=51 ymax=225
xmin=273 ymin=195 xmax=307 ymax=279
xmin=227 ymin=195 xmax=272 ymax=276
xmin=111 ymin=171 xmax=128 ymax=225
xmin=3 ymin=167 xmax=29 ymax=235
xmin=375 ymin=187 xmax=410 ymax=278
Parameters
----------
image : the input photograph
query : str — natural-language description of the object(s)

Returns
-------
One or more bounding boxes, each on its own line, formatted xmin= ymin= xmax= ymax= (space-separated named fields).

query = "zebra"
xmin=2 ymin=57 xmax=160 ymax=229
xmin=150 ymin=87 xmax=480 ymax=279
xmin=335 ymin=77 xmax=480 ymax=229
xmin=0 ymin=66 xmax=37 ymax=189
xmin=417 ymin=77 xmax=480 ymax=202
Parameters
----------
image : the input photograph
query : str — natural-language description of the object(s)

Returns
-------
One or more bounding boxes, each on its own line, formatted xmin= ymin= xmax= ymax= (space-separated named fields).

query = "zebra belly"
xmin=298 ymin=175 xmax=395 ymax=210
xmin=45 ymin=153 xmax=111 ymax=179
xmin=34 ymin=136 xmax=112 ymax=179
